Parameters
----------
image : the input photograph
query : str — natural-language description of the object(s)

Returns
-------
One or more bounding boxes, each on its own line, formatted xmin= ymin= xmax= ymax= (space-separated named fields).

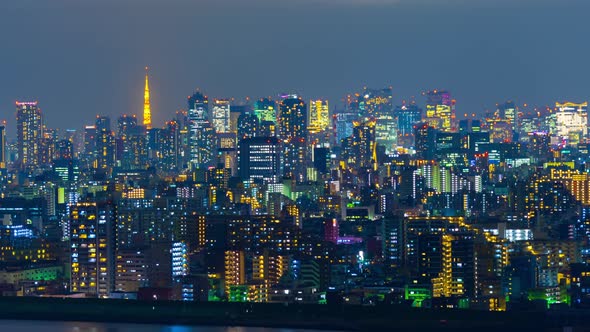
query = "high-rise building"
xmin=224 ymin=250 xmax=245 ymax=295
xmin=308 ymin=99 xmax=330 ymax=135
xmin=70 ymin=201 xmax=116 ymax=298
xmin=157 ymin=120 xmax=181 ymax=171
xmin=333 ymin=112 xmax=358 ymax=145
xmin=212 ymin=99 xmax=231 ymax=134
xmin=55 ymin=139 xmax=74 ymax=160
xmin=350 ymin=88 xmax=395 ymax=152
xmin=341 ymin=120 xmax=377 ymax=170
xmin=424 ymin=90 xmax=456 ymax=131
xmin=116 ymin=114 xmax=138 ymax=167
xmin=94 ymin=116 xmax=115 ymax=172
xmin=414 ymin=123 xmax=436 ymax=160
xmin=237 ymin=112 xmax=259 ymax=140
xmin=0 ymin=125 xmax=6 ymax=169
xmin=188 ymin=92 xmax=215 ymax=169
xmin=143 ymin=67 xmax=152 ymax=130
xmin=82 ymin=125 xmax=97 ymax=170
xmin=238 ymin=137 xmax=281 ymax=185
xmin=350 ymin=87 xmax=393 ymax=117
xmin=254 ymin=98 xmax=276 ymax=123
xmin=395 ymin=103 xmax=423 ymax=148
xmin=16 ymin=101 xmax=44 ymax=171
xmin=279 ymin=95 xmax=307 ymax=180
xmin=555 ymin=102 xmax=587 ymax=145
xmin=497 ymin=101 xmax=517 ymax=129
xmin=0 ymin=125 xmax=6 ymax=183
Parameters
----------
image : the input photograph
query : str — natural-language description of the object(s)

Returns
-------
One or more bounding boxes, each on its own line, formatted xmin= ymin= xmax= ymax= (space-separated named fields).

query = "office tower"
xmin=254 ymin=98 xmax=276 ymax=123
xmin=158 ymin=120 xmax=181 ymax=171
xmin=39 ymin=129 xmax=57 ymax=166
xmin=333 ymin=112 xmax=358 ymax=145
xmin=125 ymin=126 xmax=148 ymax=170
xmin=212 ymin=99 xmax=231 ymax=134
xmin=82 ymin=125 xmax=97 ymax=169
xmin=424 ymin=90 xmax=455 ymax=131
xmin=308 ymin=99 xmax=331 ymax=146
xmin=55 ymin=139 xmax=74 ymax=160
xmin=528 ymin=132 xmax=551 ymax=161
xmin=279 ymin=95 xmax=307 ymax=180
xmin=116 ymin=114 xmax=137 ymax=165
xmin=0 ymin=125 xmax=6 ymax=172
xmin=63 ymin=129 xmax=80 ymax=158
xmin=95 ymin=116 xmax=116 ymax=172
xmin=188 ymin=92 xmax=215 ymax=169
xmin=16 ymin=101 xmax=44 ymax=171
xmin=230 ymin=104 xmax=249 ymax=134
xmin=70 ymin=200 xmax=116 ymax=298
xmin=395 ymin=103 xmax=423 ymax=148
xmin=312 ymin=145 xmax=330 ymax=175
xmin=351 ymin=87 xmax=393 ymax=116
xmin=497 ymin=101 xmax=517 ymax=129
xmin=555 ymin=102 xmax=588 ymax=145
xmin=341 ymin=120 xmax=377 ymax=170
xmin=117 ymin=114 xmax=147 ymax=170
xmin=238 ymin=137 xmax=281 ymax=185
xmin=414 ymin=123 xmax=436 ymax=160
xmin=237 ymin=112 xmax=259 ymax=140
xmin=117 ymin=114 xmax=138 ymax=138
xmin=143 ymin=67 xmax=152 ymax=130
xmin=349 ymin=88 xmax=395 ymax=152
xmin=308 ymin=99 xmax=330 ymax=135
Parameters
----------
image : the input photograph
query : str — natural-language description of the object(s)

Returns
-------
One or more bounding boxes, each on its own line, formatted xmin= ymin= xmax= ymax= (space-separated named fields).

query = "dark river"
xmin=0 ymin=320 xmax=342 ymax=332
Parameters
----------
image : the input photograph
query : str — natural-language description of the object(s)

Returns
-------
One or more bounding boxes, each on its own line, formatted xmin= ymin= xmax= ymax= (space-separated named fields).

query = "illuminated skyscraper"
xmin=188 ymin=92 xmax=215 ymax=169
xmin=143 ymin=67 xmax=152 ymax=130
xmin=16 ymin=101 xmax=44 ymax=171
xmin=70 ymin=201 xmax=116 ymax=298
xmin=237 ymin=111 xmax=259 ymax=140
xmin=0 ymin=125 xmax=6 ymax=169
xmin=95 ymin=116 xmax=115 ymax=171
xmin=350 ymin=88 xmax=395 ymax=152
xmin=424 ymin=90 xmax=455 ymax=131
xmin=279 ymin=95 xmax=307 ymax=180
xmin=254 ymin=98 xmax=276 ymax=123
xmin=116 ymin=114 xmax=137 ymax=165
xmin=212 ymin=99 xmax=231 ymax=133
xmin=333 ymin=112 xmax=358 ymax=144
xmin=238 ymin=137 xmax=281 ymax=185
xmin=308 ymin=99 xmax=330 ymax=134
xmin=414 ymin=122 xmax=436 ymax=160
xmin=341 ymin=120 xmax=377 ymax=170
xmin=497 ymin=101 xmax=517 ymax=129
xmin=555 ymin=101 xmax=588 ymax=145
xmin=395 ymin=103 xmax=422 ymax=148
xmin=0 ymin=125 xmax=6 ymax=183
xmin=350 ymin=87 xmax=393 ymax=116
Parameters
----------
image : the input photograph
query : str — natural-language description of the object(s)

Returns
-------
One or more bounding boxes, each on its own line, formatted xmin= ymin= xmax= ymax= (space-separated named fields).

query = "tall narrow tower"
xmin=143 ymin=67 xmax=152 ymax=130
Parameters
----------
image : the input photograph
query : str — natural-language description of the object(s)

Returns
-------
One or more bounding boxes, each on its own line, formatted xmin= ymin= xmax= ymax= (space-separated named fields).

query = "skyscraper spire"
xmin=143 ymin=66 xmax=152 ymax=130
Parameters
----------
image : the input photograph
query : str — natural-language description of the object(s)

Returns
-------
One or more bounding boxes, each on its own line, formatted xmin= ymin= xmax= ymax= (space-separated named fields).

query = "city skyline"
xmin=1 ymin=0 xmax=590 ymax=131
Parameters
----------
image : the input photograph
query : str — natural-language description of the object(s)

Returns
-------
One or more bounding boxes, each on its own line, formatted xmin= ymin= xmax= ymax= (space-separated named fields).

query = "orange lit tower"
xmin=143 ymin=67 xmax=151 ymax=129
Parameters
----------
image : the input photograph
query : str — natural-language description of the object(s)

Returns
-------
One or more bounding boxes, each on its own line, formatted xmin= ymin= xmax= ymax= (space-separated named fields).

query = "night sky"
xmin=0 ymin=0 xmax=588 ymax=133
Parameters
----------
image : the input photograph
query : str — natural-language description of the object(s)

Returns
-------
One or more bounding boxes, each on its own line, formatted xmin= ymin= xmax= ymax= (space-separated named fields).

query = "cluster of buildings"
xmin=1 ymin=73 xmax=590 ymax=311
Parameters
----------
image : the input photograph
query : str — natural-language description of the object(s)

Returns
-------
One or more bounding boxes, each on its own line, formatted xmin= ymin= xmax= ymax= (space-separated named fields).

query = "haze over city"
xmin=1 ymin=0 xmax=589 ymax=131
